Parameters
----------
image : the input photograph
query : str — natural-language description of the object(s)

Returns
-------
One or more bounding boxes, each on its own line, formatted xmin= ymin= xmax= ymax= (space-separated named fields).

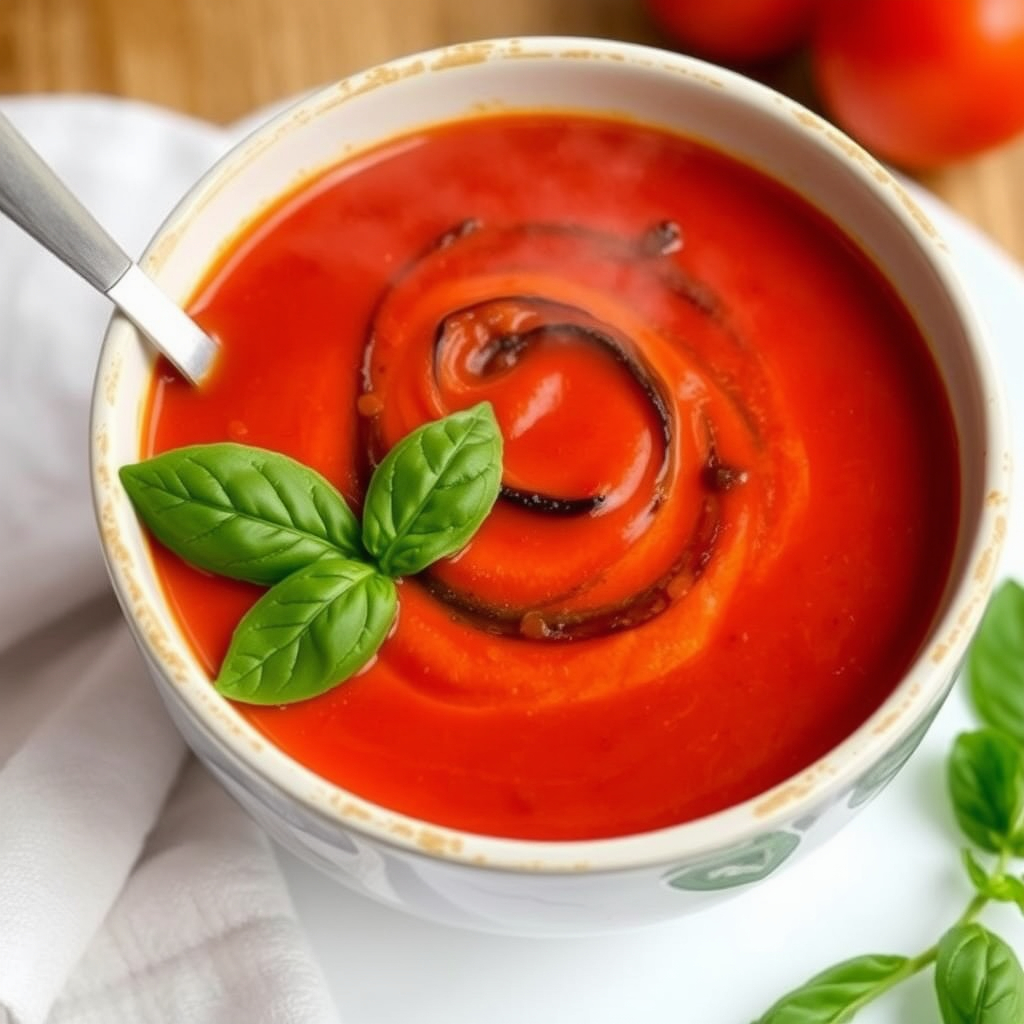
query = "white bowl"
xmin=91 ymin=36 xmax=1011 ymax=934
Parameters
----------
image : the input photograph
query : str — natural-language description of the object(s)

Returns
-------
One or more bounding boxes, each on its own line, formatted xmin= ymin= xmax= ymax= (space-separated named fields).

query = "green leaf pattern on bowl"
xmin=665 ymin=831 xmax=800 ymax=891
xmin=848 ymin=702 xmax=942 ymax=809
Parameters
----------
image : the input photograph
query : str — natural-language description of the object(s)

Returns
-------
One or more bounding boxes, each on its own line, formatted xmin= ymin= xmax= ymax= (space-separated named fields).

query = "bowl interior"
xmin=91 ymin=37 xmax=1009 ymax=872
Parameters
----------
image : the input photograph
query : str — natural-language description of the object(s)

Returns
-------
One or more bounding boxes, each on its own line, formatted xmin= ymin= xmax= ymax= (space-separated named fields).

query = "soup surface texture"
xmin=144 ymin=113 xmax=959 ymax=840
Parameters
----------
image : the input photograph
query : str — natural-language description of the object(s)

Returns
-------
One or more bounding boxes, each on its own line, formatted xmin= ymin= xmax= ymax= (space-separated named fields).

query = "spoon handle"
xmin=0 ymin=112 xmax=218 ymax=385
xmin=0 ymin=112 xmax=131 ymax=291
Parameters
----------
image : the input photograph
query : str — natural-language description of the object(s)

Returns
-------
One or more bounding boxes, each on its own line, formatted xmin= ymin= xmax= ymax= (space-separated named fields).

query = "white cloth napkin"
xmin=0 ymin=96 xmax=338 ymax=1024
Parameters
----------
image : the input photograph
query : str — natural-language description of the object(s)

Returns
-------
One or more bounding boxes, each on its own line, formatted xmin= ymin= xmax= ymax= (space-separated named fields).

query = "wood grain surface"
xmin=2 ymin=0 xmax=1023 ymax=261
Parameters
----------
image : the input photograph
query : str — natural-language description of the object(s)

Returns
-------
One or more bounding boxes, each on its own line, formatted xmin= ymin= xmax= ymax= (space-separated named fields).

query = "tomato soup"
xmin=144 ymin=113 xmax=959 ymax=840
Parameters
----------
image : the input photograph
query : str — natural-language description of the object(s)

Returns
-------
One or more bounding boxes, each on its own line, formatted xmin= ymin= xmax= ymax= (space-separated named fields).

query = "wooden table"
xmin=3 ymin=0 xmax=1023 ymax=262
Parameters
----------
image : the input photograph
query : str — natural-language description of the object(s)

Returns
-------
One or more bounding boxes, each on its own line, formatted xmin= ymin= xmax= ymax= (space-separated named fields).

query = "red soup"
xmin=144 ymin=113 xmax=959 ymax=840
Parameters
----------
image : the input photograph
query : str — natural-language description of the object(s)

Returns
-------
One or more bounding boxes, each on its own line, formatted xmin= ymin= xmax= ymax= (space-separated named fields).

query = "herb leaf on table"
xmin=934 ymin=923 xmax=1024 ymax=1024
xmin=753 ymin=955 xmax=910 ymax=1023
xmin=948 ymin=729 xmax=1024 ymax=856
xmin=969 ymin=581 xmax=1024 ymax=744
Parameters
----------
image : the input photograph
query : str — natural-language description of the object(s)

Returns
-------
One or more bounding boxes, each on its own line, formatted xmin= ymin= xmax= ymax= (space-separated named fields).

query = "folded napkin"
xmin=0 ymin=96 xmax=338 ymax=1024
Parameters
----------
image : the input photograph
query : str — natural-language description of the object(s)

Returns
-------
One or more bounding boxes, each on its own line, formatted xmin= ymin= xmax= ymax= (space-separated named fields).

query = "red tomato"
xmin=813 ymin=0 xmax=1024 ymax=168
xmin=645 ymin=0 xmax=818 ymax=64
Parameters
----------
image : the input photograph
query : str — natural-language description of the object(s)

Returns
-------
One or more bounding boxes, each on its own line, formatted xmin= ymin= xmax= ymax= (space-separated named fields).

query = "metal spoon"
xmin=0 ymin=112 xmax=218 ymax=386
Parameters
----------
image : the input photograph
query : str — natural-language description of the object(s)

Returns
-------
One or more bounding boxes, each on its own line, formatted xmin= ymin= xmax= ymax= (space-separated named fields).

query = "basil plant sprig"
xmin=754 ymin=579 xmax=1024 ymax=1024
xmin=120 ymin=401 xmax=503 ymax=705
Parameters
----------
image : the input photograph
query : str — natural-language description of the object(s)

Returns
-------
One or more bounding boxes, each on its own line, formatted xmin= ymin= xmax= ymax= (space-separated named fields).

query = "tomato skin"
xmin=645 ymin=0 xmax=818 ymax=64
xmin=813 ymin=0 xmax=1024 ymax=168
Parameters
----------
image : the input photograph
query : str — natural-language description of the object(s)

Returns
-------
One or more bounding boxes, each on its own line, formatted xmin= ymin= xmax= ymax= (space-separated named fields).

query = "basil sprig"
xmin=754 ymin=579 xmax=1024 ymax=1024
xmin=120 ymin=402 xmax=502 ymax=704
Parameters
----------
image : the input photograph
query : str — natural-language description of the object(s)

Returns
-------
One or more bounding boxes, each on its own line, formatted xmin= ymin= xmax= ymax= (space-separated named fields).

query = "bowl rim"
xmin=90 ymin=34 xmax=1013 ymax=875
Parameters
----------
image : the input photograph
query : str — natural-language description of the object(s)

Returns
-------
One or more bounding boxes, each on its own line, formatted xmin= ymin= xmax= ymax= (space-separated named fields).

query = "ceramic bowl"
xmin=90 ymin=36 xmax=1011 ymax=935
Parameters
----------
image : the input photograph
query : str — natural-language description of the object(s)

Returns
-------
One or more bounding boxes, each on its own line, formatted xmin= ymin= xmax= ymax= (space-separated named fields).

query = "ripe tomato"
xmin=645 ymin=0 xmax=818 ymax=64
xmin=813 ymin=0 xmax=1024 ymax=168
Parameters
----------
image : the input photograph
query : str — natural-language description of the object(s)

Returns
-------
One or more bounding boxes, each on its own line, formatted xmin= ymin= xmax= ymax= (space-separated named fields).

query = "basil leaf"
xmin=362 ymin=402 xmax=503 ymax=577
xmin=935 ymin=924 xmax=1024 ymax=1024
xmin=215 ymin=557 xmax=396 ymax=704
xmin=120 ymin=443 xmax=362 ymax=584
xmin=970 ymin=580 xmax=1024 ymax=744
xmin=948 ymin=729 xmax=1024 ymax=855
xmin=752 ymin=954 xmax=909 ymax=1023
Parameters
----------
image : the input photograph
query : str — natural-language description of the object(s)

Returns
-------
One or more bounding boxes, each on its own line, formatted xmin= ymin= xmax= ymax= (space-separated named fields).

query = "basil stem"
xmin=961 ymin=850 xmax=1024 ymax=912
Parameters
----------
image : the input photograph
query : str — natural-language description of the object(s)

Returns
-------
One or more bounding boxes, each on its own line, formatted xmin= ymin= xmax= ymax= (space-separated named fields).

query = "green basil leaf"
xmin=935 ymin=924 xmax=1024 ymax=1024
xmin=970 ymin=580 xmax=1024 ymax=744
xmin=215 ymin=557 xmax=396 ymax=704
xmin=752 ymin=954 xmax=909 ymax=1023
xmin=120 ymin=443 xmax=362 ymax=584
xmin=948 ymin=729 xmax=1024 ymax=855
xmin=362 ymin=402 xmax=503 ymax=577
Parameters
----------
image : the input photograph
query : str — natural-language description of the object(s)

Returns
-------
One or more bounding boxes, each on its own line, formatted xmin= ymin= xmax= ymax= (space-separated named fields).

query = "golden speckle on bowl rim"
xmin=465 ymin=99 xmax=511 ymax=116
xmin=753 ymin=760 xmax=837 ymax=817
xmin=344 ymin=59 xmax=428 ymax=97
xmin=144 ymin=225 xmax=185 ymax=275
xmin=791 ymin=108 xmax=945 ymax=247
xmin=929 ymin=511 xmax=1007 ymax=664
xmin=327 ymin=795 xmax=374 ymax=823
xmin=136 ymin=603 xmax=188 ymax=682
xmin=415 ymin=829 xmax=464 ymax=856
xmin=930 ymin=594 xmax=985 ymax=665
xmin=871 ymin=710 xmax=902 ymax=736
xmin=429 ymin=43 xmax=495 ymax=71
xmin=892 ymin=180 xmax=943 ymax=246
xmin=103 ymin=349 xmax=122 ymax=407
xmin=660 ymin=61 xmax=724 ymax=88
xmin=98 ymin=500 xmax=138 ymax=600
xmin=974 ymin=546 xmax=995 ymax=584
